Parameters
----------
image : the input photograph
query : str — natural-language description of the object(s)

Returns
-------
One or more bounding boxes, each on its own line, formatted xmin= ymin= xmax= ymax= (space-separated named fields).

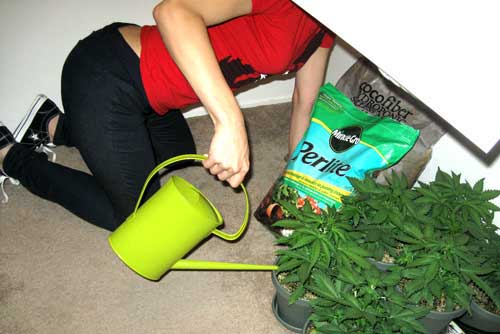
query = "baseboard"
xmin=183 ymin=95 xmax=292 ymax=119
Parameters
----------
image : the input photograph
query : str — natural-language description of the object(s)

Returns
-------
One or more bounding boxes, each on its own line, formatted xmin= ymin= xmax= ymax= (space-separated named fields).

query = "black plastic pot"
xmin=271 ymin=271 xmax=312 ymax=333
xmin=302 ymin=319 xmax=313 ymax=334
xmin=368 ymin=258 xmax=395 ymax=272
xmin=457 ymin=300 xmax=500 ymax=332
xmin=420 ymin=308 xmax=466 ymax=334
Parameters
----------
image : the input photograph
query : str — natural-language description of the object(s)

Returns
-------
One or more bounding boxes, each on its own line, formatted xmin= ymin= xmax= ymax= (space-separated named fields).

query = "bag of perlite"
xmin=254 ymin=83 xmax=419 ymax=235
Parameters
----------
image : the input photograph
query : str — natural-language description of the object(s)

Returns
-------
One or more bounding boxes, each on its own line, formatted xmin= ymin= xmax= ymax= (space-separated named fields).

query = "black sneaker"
xmin=0 ymin=122 xmax=19 ymax=203
xmin=14 ymin=94 xmax=62 ymax=162
xmin=0 ymin=168 xmax=19 ymax=204
xmin=0 ymin=121 xmax=15 ymax=150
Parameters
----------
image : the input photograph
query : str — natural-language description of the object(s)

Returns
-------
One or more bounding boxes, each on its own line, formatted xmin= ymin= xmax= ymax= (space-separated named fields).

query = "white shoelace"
xmin=0 ymin=173 xmax=19 ymax=204
xmin=38 ymin=145 xmax=57 ymax=162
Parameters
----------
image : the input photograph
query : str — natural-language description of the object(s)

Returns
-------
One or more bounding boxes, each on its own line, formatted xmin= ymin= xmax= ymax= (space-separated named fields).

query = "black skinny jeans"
xmin=3 ymin=23 xmax=196 ymax=231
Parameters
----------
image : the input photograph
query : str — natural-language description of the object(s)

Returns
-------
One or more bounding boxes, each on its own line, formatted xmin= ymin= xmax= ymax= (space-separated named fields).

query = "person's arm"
xmin=153 ymin=0 xmax=253 ymax=188
xmin=289 ymin=46 xmax=332 ymax=156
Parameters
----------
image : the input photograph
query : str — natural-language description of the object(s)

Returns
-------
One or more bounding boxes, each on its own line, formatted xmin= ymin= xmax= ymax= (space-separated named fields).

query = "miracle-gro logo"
xmin=329 ymin=126 xmax=362 ymax=153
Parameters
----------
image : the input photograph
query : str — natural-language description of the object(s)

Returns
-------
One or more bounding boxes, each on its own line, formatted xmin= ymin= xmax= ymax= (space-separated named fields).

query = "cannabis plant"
xmin=273 ymin=197 xmax=370 ymax=304
xmin=470 ymin=228 xmax=500 ymax=313
xmin=307 ymin=266 xmax=428 ymax=333
xmin=395 ymin=233 xmax=473 ymax=312
xmin=415 ymin=169 xmax=499 ymax=240
xmin=394 ymin=169 xmax=500 ymax=312
xmin=338 ymin=172 xmax=417 ymax=262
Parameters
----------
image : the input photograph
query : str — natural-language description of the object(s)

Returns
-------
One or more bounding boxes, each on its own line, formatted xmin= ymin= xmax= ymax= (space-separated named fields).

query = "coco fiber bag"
xmin=254 ymin=83 xmax=419 ymax=233
xmin=336 ymin=57 xmax=445 ymax=186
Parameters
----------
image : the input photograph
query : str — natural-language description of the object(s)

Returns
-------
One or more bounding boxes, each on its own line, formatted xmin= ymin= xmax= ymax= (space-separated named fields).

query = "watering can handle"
xmin=132 ymin=154 xmax=249 ymax=241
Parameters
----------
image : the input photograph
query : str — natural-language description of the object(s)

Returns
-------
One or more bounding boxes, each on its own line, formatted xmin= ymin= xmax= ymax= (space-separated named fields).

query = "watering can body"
xmin=109 ymin=175 xmax=224 ymax=280
xmin=108 ymin=154 xmax=277 ymax=281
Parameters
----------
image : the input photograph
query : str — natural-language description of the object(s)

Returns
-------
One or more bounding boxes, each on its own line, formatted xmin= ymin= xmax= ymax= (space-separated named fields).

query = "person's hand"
xmin=202 ymin=121 xmax=249 ymax=188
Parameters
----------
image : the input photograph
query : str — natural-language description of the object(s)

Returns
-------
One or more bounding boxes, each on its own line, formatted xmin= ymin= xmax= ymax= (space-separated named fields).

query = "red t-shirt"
xmin=140 ymin=0 xmax=334 ymax=115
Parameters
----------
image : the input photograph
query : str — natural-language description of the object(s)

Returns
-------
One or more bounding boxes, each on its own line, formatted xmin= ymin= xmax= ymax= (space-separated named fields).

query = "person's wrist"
xmin=212 ymin=111 xmax=245 ymax=129
xmin=206 ymin=94 xmax=243 ymax=125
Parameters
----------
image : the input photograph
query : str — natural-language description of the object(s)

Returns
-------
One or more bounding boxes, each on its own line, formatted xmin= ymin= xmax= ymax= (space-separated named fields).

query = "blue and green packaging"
xmin=255 ymin=83 xmax=419 ymax=230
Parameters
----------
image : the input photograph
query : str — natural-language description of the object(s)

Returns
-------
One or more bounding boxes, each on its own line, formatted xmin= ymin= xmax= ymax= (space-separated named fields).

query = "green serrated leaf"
xmin=416 ymin=188 xmax=439 ymax=201
xmin=453 ymin=234 xmax=469 ymax=246
xmin=480 ymin=190 xmax=500 ymax=201
xmin=401 ymin=223 xmax=423 ymax=240
xmin=291 ymin=235 xmax=317 ymax=250
xmin=461 ymin=265 xmax=497 ymax=276
xmin=271 ymin=219 xmax=305 ymax=229
xmin=394 ymin=233 xmax=420 ymax=245
xmin=405 ymin=279 xmax=426 ymax=295
xmin=274 ymin=236 xmax=290 ymax=245
xmin=277 ymin=196 xmax=295 ymax=209
xmin=308 ymin=241 xmax=321 ymax=270
xmin=414 ymin=197 xmax=438 ymax=205
xmin=310 ymin=271 xmax=341 ymax=301
xmin=320 ymin=240 xmax=332 ymax=267
xmin=338 ymin=246 xmax=371 ymax=269
xmin=466 ymin=221 xmax=487 ymax=241
xmin=381 ymin=270 xmax=401 ymax=286
xmin=424 ymin=262 xmax=439 ymax=284
xmin=452 ymin=289 xmax=472 ymax=310
xmin=343 ymin=307 xmax=364 ymax=320
xmin=288 ymin=283 xmax=305 ymax=304
xmin=441 ymin=259 xmax=458 ymax=273
xmin=337 ymin=268 xmax=364 ymax=285
xmin=372 ymin=210 xmax=388 ymax=224
xmin=484 ymin=202 xmax=500 ymax=212
xmin=342 ymin=291 xmax=363 ymax=311
xmin=469 ymin=273 xmax=500 ymax=309
xmin=344 ymin=243 xmax=371 ymax=257
xmin=400 ymin=317 xmax=428 ymax=333
xmin=367 ymin=199 xmax=384 ymax=210
xmin=406 ymin=256 xmax=438 ymax=268
xmin=316 ymin=323 xmax=348 ymax=334
xmin=282 ymin=273 xmax=300 ymax=284
xmin=277 ymin=259 xmax=302 ymax=272
xmin=468 ymin=206 xmax=482 ymax=225
xmin=473 ymin=178 xmax=485 ymax=192
xmin=454 ymin=249 xmax=476 ymax=264
xmin=298 ymin=263 xmax=311 ymax=284
xmin=429 ymin=280 xmax=443 ymax=299
xmin=403 ymin=268 xmax=425 ymax=280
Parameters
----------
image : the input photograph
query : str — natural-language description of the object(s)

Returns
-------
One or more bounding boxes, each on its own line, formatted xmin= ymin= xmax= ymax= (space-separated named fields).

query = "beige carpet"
xmin=0 ymin=103 xmax=293 ymax=334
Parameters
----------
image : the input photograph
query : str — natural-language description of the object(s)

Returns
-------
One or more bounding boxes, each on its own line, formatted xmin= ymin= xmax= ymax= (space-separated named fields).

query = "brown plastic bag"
xmin=335 ymin=57 xmax=446 ymax=185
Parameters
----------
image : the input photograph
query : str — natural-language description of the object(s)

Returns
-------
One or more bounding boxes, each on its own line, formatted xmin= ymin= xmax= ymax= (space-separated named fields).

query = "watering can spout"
xmin=172 ymin=259 xmax=278 ymax=271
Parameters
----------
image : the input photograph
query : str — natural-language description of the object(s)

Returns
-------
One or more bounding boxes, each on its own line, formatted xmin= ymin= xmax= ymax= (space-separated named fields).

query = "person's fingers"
xmin=210 ymin=163 xmax=227 ymax=175
xmin=202 ymin=154 xmax=216 ymax=169
xmin=226 ymin=172 xmax=245 ymax=188
xmin=216 ymin=169 xmax=235 ymax=182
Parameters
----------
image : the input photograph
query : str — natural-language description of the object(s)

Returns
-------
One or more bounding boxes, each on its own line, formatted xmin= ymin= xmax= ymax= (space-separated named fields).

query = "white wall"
xmin=1 ymin=1 xmax=498 ymax=227
xmin=0 ymin=0 xmax=155 ymax=129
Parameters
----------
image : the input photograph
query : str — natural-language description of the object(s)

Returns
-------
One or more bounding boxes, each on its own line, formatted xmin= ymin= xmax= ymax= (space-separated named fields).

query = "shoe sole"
xmin=13 ymin=94 xmax=48 ymax=142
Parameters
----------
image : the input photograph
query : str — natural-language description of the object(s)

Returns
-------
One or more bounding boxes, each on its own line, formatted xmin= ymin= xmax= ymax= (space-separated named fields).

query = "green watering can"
xmin=108 ymin=154 xmax=278 ymax=281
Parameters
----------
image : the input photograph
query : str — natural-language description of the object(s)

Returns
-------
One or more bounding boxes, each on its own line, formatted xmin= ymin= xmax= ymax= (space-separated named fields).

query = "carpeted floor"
xmin=0 ymin=103 xmax=293 ymax=334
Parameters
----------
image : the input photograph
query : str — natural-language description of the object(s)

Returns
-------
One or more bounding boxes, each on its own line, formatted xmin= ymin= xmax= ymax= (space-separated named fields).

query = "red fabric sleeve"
xmin=252 ymin=0 xmax=287 ymax=14
xmin=251 ymin=0 xmax=268 ymax=13
xmin=321 ymin=30 xmax=335 ymax=48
